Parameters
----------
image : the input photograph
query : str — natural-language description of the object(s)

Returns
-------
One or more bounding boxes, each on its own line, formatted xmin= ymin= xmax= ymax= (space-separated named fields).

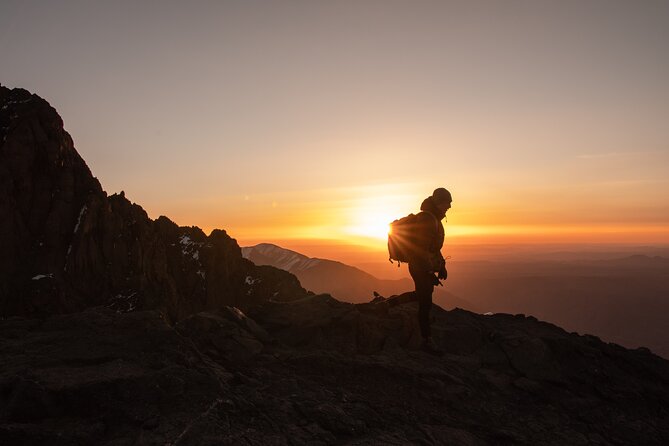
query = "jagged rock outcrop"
xmin=0 ymin=86 xmax=308 ymax=320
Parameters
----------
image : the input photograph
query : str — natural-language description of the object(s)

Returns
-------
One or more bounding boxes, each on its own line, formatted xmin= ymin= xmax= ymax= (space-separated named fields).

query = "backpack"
xmin=387 ymin=212 xmax=437 ymax=265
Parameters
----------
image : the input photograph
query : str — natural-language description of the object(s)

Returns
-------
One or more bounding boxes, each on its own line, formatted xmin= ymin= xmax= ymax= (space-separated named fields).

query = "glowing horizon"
xmin=2 ymin=1 xmax=667 ymax=252
xmin=231 ymin=223 xmax=669 ymax=249
xmin=141 ymin=179 xmax=669 ymax=250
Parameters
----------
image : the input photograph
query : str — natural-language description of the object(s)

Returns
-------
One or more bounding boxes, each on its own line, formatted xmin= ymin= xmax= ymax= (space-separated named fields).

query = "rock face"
xmin=1 ymin=86 xmax=668 ymax=445
xmin=0 ymin=86 xmax=308 ymax=320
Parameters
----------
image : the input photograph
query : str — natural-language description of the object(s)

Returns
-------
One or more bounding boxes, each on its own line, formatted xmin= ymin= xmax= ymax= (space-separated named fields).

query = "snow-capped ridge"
xmin=241 ymin=243 xmax=323 ymax=273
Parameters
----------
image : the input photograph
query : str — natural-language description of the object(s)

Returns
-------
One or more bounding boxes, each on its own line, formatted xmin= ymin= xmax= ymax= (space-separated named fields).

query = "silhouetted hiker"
xmin=383 ymin=187 xmax=451 ymax=355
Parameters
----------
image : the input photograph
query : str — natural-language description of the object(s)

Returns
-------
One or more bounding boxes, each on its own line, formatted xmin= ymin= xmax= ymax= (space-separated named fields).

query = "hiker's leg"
xmin=416 ymin=283 xmax=433 ymax=338
xmin=409 ymin=264 xmax=435 ymax=338
xmin=417 ymin=285 xmax=433 ymax=338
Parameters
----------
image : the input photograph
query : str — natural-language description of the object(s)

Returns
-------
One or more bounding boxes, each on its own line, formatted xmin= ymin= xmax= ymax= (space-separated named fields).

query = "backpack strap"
xmin=418 ymin=211 xmax=440 ymax=232
xmin=418 ymin=211 xmax=442 ymax=262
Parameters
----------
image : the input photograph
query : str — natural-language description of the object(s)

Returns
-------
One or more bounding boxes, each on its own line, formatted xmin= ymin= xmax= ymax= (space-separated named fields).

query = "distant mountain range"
xmin=243 ymin=244 xmax=669 ymax=359
xmin=241 ymin=243 xmax=329 ymax=274
xmin=444 ymin=255 xmax=669 ymax=358
xmin=242 ymin=243 xmax=479 ymax=311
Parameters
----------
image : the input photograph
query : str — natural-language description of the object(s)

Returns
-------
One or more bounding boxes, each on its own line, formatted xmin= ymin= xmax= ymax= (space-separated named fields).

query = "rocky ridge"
xmin=1 ymin=86 xmax=668 ymax=445
xmin=242 ymin=243 xmax=325 ymax=273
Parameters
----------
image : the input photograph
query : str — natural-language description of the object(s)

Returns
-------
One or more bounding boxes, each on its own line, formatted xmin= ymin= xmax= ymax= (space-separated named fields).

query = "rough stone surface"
xmin=1 ymin=301 xmax=668 ymax=445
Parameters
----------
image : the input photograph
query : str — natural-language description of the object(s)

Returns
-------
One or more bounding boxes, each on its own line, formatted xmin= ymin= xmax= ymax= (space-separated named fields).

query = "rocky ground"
xmin=2 ymin=295 xmax=668 ymax=445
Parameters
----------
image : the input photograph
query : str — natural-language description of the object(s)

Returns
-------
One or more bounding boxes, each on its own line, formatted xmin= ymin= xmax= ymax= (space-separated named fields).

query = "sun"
xmin=345 ymin=201 xmax=404 ymax=241
xmin=347 ymin=211 xmax=394 ymax=240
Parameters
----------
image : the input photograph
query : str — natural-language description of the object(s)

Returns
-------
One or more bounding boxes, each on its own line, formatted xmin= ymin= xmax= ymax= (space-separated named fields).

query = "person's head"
xmin=432 ymin=187 xmax=452 ymax=214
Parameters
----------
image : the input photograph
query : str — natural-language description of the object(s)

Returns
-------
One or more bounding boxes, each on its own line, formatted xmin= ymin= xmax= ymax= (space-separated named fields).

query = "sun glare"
xmin=344 ymin=192 xmax=417 ymax=241
xmin=347 ymin=212 xmax=394 ymax=240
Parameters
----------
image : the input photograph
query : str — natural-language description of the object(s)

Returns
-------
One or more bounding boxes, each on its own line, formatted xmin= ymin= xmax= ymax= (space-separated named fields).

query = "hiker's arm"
xmin=435 ymin=243 xmax=447 ymax=279
xmin=437 ymin=260 xmax=447 ymax=280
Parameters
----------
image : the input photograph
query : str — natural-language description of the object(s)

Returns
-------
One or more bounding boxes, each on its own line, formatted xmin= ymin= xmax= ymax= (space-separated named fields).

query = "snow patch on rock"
xmin=107 ymin=291 xmax=138 ymax=314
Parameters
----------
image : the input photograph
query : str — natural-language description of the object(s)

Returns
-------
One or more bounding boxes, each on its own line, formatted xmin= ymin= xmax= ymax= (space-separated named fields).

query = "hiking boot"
xmin=421 ymin=337 xmax=444 ymax=356
xmin=369 ymin=292 xmax=387 ymax=305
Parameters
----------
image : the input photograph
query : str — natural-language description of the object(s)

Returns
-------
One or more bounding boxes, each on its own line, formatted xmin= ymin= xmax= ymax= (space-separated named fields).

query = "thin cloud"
xmin=576 ymin=150 xmax=667 ymax=159
xmin=576 ymin=152 xmax=625 ymax=159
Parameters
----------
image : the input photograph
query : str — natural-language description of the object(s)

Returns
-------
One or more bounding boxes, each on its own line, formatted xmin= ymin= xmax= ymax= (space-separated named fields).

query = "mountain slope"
xmin=0 ymin=86 xmax=308 ymax=321
xmin=243 ymin=243 xmax=479 ymax=311
xmin=242 ymin=243 xmax=325 ymax=272
xmin=242 ymin=243 xmax=385 ymax=300
xmin=445 ymin=257 xmax=669 ymax=358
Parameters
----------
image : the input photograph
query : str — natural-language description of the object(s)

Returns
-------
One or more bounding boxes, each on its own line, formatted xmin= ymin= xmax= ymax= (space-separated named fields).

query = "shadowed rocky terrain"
xmin=3 ymin=298 xmax=669 ymax=445
xmin=1 ymin=86 xmax=668 ymax=445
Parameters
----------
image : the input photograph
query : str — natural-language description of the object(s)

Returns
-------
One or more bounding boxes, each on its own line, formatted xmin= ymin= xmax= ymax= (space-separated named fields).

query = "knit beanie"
xmin=432 ymin=187 xmax=452 ymax=204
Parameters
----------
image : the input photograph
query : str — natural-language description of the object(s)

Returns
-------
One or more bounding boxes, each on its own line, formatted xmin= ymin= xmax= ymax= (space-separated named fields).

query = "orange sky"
xmin=145 ymin=178 xmax=669 ymax=251
xmin=2 ymin=1 xmax=668 ymax=255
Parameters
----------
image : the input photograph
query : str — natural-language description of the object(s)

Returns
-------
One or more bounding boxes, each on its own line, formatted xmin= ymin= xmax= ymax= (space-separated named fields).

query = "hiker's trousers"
xmin=408 ymin=263 xmax=435 ymax=338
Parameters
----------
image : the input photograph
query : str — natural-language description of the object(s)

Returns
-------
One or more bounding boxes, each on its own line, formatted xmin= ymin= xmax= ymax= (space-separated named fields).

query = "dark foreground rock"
xmin=1 ymin=298 xmax=668 ymax=445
